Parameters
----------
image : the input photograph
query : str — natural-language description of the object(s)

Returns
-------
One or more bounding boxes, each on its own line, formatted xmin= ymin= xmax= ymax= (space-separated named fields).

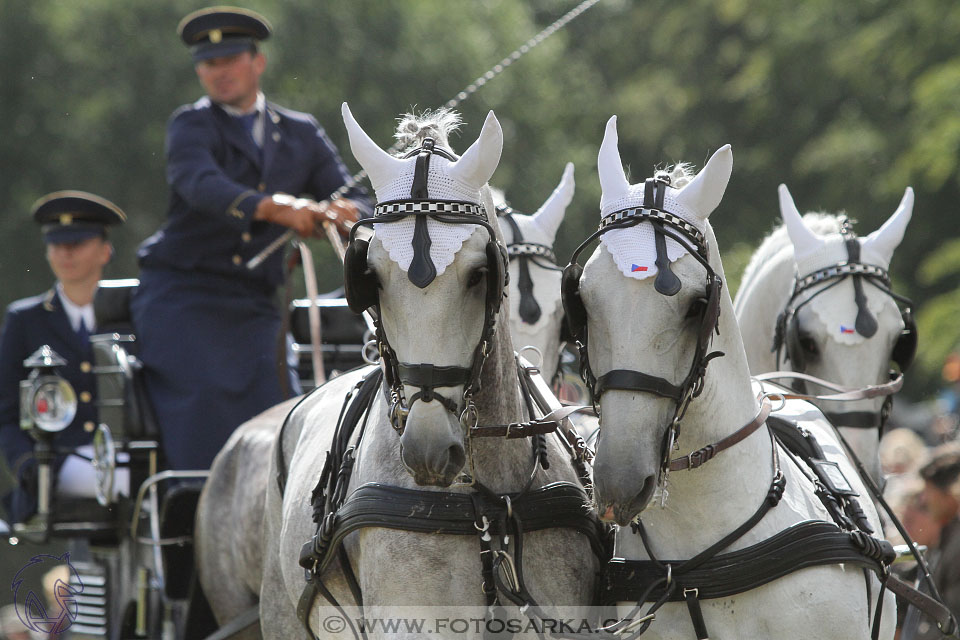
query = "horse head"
xmin=498 ymin=162 xmax=574 ymax=380
xmin=568 ymin=116 xmax=735 ymax=524
xmin=342 ymin=103 xmax=505 ymax=487
xmin=776 ymin=185 xmax=914 ymax=463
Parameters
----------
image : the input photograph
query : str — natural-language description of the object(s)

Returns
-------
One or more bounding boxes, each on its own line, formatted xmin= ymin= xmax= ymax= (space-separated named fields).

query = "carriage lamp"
xmin=14 ymin=345 xmax=78 ymax=542
xmin=20 ymin=345 xmax=78 ymax=434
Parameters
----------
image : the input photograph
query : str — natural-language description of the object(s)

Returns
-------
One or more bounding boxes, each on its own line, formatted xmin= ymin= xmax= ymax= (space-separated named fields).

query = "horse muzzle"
xmin=593 ymin=454 xmax=658 ymax=526
xmin=399 ymin=399 xmax=466 ymax=487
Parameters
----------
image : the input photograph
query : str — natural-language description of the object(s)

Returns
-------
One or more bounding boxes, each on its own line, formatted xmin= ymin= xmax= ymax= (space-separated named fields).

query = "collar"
xmin=56 ymin=282 xmax=96 ymax=333
xmin=218 ymin=91 xmax=265 ymax=117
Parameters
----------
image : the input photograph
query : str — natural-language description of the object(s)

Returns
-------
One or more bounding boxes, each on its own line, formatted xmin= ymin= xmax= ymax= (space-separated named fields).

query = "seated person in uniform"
xmin=0 ymin=191 xmax=126 ymax=523
xmin=132 ymin=7 xmax=371 ymax=472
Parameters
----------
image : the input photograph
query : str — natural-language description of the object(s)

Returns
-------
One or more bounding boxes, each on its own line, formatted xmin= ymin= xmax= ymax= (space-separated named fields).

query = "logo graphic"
xmin=840 ymin=325 xmax=856 ymax=334
xmin=631 ymin=264 xmax=648 ymax=272
xmin=10 ymin=552 xmax=83 ymax=635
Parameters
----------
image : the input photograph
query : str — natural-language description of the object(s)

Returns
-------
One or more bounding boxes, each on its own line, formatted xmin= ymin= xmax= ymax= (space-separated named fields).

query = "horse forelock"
xmin=652 ymin=162 xmax=696 ymax=189
xmin=394 ymin=108 xmax=463 ymax=153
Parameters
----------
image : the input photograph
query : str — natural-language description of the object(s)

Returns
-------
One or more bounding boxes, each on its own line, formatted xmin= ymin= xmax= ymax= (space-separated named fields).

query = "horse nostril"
xmin=446 ymin=444 xmax=466 ymax=473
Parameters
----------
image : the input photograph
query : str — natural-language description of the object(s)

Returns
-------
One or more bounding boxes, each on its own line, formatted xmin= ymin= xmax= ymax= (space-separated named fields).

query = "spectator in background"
xmin=902 ymin=443 xmax=960 ymax=640
xmin=881 ymin=427 xmax=931 ymax=517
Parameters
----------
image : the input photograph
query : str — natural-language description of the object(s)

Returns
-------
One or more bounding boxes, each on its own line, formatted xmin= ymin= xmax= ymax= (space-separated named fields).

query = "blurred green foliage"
xmin=1 ymin=0 xmax=958 ymax=402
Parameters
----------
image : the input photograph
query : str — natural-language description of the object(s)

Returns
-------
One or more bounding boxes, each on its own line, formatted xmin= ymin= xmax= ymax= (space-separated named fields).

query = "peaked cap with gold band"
xmin=178 ymin=6 xmax=272 ymax=62
xmin=32 ymin=190 xmax=126 ymax=244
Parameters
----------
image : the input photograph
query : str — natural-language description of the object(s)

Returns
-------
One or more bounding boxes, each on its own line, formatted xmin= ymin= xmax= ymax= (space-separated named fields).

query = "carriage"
xmin=4 ymin=278 xmax=369 ymax=640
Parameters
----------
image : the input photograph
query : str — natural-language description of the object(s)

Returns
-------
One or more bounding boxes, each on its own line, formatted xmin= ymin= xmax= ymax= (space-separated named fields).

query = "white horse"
xmin=497 ymin=162 xmax=574 ymax=383
xmin=568 ymin=116 xmax=894 ymax=639
xmin=194 ymin=113 xmax=600 ymax=638
xmin=249 ymin=106 xmax=600 ymax=638
xmin=734 ymin=186 xmax=914 ymax=484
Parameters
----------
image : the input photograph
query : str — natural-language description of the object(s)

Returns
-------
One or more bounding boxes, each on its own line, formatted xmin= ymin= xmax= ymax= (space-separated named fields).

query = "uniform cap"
xmin=178 ymin=6 xmax=272 ymax=62
xmin=31 ymin=190 xmax=126 ymax=245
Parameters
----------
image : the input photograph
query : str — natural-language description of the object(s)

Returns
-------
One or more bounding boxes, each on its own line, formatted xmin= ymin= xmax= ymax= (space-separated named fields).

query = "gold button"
xmin=80 ymin=361 xmax=91 ymax=373
xmin=233 ymin=255 xmax=242 ymax=265
xmin=272 ymin=131 xmax=281 ymax=142
xmin=84 ymin=421 xmax=95 ymax=432
xmin=80 ymin=391 xmax=92 ymax=403
xmin=258 ymin=182 xmax=266 ymax=191
xmin=241 ymin=232 xmax=252 ymax=243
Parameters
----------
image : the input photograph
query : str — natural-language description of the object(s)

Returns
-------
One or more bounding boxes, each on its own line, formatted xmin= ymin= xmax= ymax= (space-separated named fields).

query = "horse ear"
xmin=778 ymin=183 xmax=821 ymax=262
xmin=448 ymin=111 xmax=503 ymax=191
xmin=598 ymin=116 xmax=630 ymax=210
xmin=532 ymin=162 xmax=574 ymax=242
xmin=675 ymin=144 xmax=732 ymax=220
xmin=862 ymin=187 xmax=914 ymax=265
xmin=341 ymin=102 xmax=405 ymax=194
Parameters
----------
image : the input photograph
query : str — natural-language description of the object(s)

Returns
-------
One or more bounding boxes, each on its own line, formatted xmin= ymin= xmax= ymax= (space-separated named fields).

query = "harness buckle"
xmin=687 ymin=449 xmax=704 ymax=469
xmin=683 ymin=587 xmax=699 ymax=598
xmin=460 ymin=402 xmax=479 ymax=430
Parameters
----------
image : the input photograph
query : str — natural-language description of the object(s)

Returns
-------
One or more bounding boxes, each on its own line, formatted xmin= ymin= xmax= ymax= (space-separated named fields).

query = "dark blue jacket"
xmin=0 ymin=288 xmax=98 ymax=521
xmin=137 ymin=96 xmax=370 ymax=292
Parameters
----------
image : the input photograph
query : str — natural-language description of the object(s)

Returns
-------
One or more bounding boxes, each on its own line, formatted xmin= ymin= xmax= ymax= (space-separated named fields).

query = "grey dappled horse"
xmin=197 ymin=108 xmax=600 ymax=639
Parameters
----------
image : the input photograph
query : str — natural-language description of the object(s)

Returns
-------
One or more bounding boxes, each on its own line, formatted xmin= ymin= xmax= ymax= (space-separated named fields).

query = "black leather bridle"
xmin=342 ymin=139 xmax=508 ymax=434
xmin=561 ymin=177 xmax=724 ymax=475
xmin=496 ymin=204 xmax=562 ymax=328
xmin=772 ymin=219 xmax=916 ymax=430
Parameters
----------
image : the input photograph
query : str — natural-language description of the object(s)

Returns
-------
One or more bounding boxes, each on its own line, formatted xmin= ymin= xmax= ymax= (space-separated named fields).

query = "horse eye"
xmin=685 ymin=297 xmax=707 ymax=319
xmin=467 ymin=267 xmax=487 ymax=288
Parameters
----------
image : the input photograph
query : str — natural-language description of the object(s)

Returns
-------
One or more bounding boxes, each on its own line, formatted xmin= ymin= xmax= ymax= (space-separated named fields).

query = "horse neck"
xmin=468 ymin=310 xmax=545 ymax=492
xmin=734 ymin=244 xmax=796 ymax=373
xmin=637 ymin=282 xmax=779 ymax=550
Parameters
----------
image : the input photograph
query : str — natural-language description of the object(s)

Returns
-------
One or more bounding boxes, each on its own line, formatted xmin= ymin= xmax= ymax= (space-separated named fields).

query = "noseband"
xmin=772 ymin=218 xmax=916 ymax=430
xmin=562 ymin=177 xmax=724 ymax=475
xmin=344 ymin=139 xmax=508 ymax=434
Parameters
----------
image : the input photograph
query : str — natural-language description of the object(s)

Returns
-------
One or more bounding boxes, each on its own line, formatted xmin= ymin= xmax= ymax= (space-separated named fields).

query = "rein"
xmin=246 ymin=0 xmax=603 ymax=271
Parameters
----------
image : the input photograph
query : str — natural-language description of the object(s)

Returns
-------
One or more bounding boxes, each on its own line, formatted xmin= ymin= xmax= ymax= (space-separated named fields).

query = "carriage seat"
xmin=91 ymin=279 xmax=160 ymax=441
xmin=94 ymin=278 xmax=140 ymax=334
xmin=289 ymin=293 xmax=368 ymax=384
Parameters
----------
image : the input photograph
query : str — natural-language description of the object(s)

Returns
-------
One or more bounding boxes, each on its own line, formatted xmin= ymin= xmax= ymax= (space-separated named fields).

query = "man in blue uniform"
xmin=132 ymin=7 xmax=371 ymax=471
xmin=0 ymin=191 xmax=126 ymax=522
